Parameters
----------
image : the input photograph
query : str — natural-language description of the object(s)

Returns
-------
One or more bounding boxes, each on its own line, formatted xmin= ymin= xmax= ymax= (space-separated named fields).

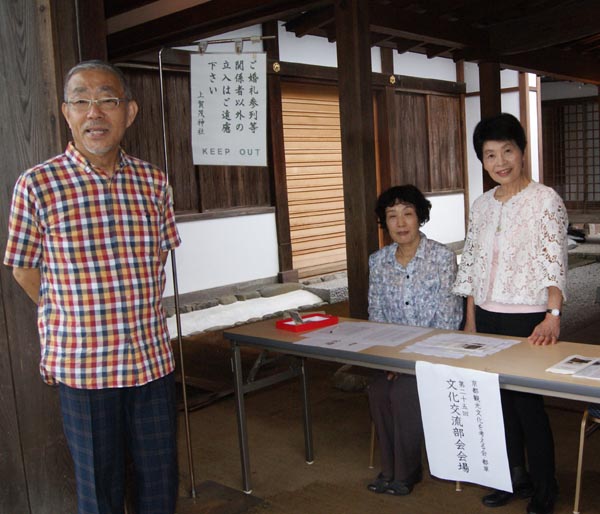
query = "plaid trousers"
xmin=59 ymin=373 xmax=178 ymax=514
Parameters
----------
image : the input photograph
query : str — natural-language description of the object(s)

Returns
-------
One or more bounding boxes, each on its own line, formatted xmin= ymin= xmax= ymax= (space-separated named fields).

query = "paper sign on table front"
xmin=416 ymin=361 xmax=511 ymax=492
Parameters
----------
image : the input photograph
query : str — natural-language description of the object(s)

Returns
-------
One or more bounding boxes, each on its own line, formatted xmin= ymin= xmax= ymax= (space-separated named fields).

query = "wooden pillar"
xmin=375 ymin=47 xmax=396 ymax=248
xmin=263 ymin=21 xmax=297 ymax=283
xmin=377 ymin=47 xmax=395 ymax=196
xmin=518 ymin=72 xmax=532 ymax=180
xmin=0 ymin=1 xmax=73 ymax=512
xmin=334 ymin=0 xmax=379 ymax=319
xmin=456 ymin=60 xmax=470 ymax=228
xmin=0 ymin=1 xmax=106 ymax=512
xmin=75 ymin=0 xmax=108 ymax=61
xmin=478 ymin=61 xmax=502 ymax=191
xmin=536 ymin=76 xmax=544 ymax=184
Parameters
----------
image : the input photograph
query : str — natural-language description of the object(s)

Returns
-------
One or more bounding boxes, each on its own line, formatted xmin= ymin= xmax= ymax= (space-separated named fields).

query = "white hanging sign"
xmin=190 ymin=52 xmax=267 ymax=166
xmin=416 ymin=361 xmax=512 ymax=491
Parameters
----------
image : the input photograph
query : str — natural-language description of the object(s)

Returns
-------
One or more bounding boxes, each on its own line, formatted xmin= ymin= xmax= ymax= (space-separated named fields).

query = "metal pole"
xmin=158 ymin=47 xmax=197 ymax=498
xmin=299 ymin=358 xmax=314 ymax=464
xmin=231 ymin=342 xmax=253 ymax=493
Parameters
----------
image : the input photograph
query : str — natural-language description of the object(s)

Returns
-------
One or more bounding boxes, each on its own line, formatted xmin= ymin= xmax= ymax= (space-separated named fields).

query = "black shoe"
xmin=482 ymin=489 xmax=514 ymax=508
xmin=512 ymin=466 xmax=534 ymax=499
xmin=526 ymin=498 xmax=554 ymax=514
xmin=527 ymin=481 xmax=558 ymax=514
xmin=384 ymin=468 xmax=422 ymax=496
xmin=367 ymin=473 xmax=391 ymax=494
xmin=482 ymin=466 xmax=534 ymax=507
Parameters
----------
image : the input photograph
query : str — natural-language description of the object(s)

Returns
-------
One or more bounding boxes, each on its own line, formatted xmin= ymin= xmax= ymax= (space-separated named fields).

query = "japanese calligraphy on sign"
xmin=416 ymin=361 xmax=512 ymax=491
xmin=190 ymin=53 xmax=267 ymax=166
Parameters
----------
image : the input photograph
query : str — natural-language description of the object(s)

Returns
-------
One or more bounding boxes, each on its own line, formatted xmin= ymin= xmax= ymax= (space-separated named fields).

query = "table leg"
xmin=231 ymin=342 xmax=252 ymax=493
xmin=300 ymin=358 xmax=314 ymax=464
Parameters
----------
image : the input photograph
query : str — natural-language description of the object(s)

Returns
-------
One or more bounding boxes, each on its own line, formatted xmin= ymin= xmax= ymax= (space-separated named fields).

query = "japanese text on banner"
xmin=191 ymin=53 xmax=267 ymax=166
xmin=416 ymin=361 xmax=512 ymax=491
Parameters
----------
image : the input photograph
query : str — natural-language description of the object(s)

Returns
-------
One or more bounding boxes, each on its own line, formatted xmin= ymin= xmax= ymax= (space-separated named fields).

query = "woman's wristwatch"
xmin=546 ymin=308 xmax=561 ymax=317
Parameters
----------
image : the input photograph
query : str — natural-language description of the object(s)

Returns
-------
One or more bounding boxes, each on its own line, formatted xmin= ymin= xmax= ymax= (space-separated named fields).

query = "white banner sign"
xmin=416 ymin=361 xmax=512 ymax=491
xmin=190 ymin=52 xmax=267 ymax=166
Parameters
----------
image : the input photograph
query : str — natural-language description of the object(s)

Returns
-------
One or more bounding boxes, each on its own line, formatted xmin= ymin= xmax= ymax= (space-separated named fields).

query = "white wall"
xmin=393 ymin=52 xmax=456 ymax=82
xmin=164 ymin=213 xmax=279 ymax=296
xmin=422 ymin=194 xmax=465 ymax=243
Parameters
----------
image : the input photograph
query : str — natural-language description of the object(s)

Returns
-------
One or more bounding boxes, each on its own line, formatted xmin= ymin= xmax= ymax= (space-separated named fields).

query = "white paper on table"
xmin=416 ymin=361 xmax=512 ymax=492
xmin=573 ymin=360 xmax=600 ymax=380
xmin=402 ymin=332 xmax=521 ymax=359
xmin=295 ymin=321 xmax=433 ymax=352
xmin=545 ymin=354 xmax=597 ymax=375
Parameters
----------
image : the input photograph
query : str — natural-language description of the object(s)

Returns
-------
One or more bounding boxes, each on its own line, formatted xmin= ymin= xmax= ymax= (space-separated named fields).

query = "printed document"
xmin=546 ymin=354 xmax=600 ymax=380
xmin=295 ymin=321 xmax=433 ymax=352
xmin=401 ymin=332 xmax=521 ymax=359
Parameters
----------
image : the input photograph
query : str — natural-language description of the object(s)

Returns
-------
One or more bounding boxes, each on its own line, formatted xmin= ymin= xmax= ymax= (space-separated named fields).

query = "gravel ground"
xmin=562 ymin=261 xmax=600 ymax=337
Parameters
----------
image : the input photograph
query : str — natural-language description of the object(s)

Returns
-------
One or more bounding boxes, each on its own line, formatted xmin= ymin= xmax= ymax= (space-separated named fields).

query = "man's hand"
xmin=12 ymin=267 xmax=41 ymax=304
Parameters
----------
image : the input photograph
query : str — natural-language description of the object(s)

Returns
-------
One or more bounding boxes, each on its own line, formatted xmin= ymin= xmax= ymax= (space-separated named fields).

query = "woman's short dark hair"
xmin=375 ymin=185 xmax=431 ymax=229
xmin=472 ymin=113 xmax=527 ymax=162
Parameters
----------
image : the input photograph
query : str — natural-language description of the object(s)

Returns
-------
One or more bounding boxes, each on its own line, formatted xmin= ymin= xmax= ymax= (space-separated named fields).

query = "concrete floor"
xmin=173 ymin=263 xmax=600 ymax=514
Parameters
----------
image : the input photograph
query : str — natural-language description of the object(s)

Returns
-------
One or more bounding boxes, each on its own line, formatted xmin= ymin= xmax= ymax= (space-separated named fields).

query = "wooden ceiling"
xmin=105 ymin=0 xmax=600 ymax=85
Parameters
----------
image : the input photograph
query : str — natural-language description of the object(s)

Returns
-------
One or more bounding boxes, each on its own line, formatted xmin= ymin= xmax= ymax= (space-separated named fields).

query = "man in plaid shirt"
xmin=4 ymin=60 xmax=181 ymax=514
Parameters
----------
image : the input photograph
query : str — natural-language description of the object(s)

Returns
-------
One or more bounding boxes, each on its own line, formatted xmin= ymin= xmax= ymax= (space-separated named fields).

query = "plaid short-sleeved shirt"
xmin=4 ymin=143 xmax=181 ymax=389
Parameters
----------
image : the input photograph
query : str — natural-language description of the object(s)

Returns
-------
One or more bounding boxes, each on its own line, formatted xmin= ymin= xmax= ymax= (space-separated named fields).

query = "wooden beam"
xmin=263 ymin=21 xmax=297 ymax=282
xmin=334 ymin=0 xmax=379 ymax=319
xmin=518 ymin=72 xmax=532 ymax=181
xmin=478 ymin=61 xmax=501 ymax=192
xmin=425 ymin=43 xmax=451 ymax=59
xmin=284 ymin=5 xmax=334 ymax=37
xmin=456 ymin=59 xmax=470 ymax=231
xmin=536 ymin=76 xmax=544 ymax=185
xmin=107 ymin=0 xmax=327 ymax=59
xmin=369 ymin=2 xmax=489 ymax=50
xmin=454 ymin=44 xmax=600 ymax=86
xmin=489 ymin=0 xmax=600 ymax=55
xmin=380 ymin=47 xmax=394 ymax=75
xmin=1 ymin=0 xmax=80 ymax=512
xmin=395 ymin=38 xmax=425 ymax=54
xmin=76 ymin=0 xmax=108 ymax=60
xmin=501 ymin=47 xmax=600 ymax=86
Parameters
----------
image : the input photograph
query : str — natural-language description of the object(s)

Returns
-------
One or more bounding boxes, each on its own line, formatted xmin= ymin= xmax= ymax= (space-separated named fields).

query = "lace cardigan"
xmin=453 ymin=181 xmax=568 ymax=306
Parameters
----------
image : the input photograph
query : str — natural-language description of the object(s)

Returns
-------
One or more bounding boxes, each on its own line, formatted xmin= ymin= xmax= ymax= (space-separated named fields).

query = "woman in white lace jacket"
xmin=453 ymin=113 xmax=567 ymax=514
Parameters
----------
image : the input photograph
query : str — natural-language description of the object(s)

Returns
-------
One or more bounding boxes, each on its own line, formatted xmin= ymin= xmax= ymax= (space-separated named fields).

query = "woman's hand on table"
xmin=527 ymin=315 xmax=560 ymax=345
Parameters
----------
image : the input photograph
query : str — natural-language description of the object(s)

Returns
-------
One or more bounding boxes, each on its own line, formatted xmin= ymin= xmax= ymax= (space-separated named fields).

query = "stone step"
xmin=304 ymin=277 xmax=348 ymax=304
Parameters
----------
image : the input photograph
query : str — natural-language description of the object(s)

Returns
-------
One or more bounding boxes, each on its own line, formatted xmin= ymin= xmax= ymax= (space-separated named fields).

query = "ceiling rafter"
xmin=107 ymin=0 xmax=328 ymax=59
xmin=284 ymin=5 xmax=334 ymax=37
xmin=488 ymin=0 xmax=600 ymax=55
xmin=500 ymin=46 xmax=600 ymax=84
xmin=426 ymin=44 xmax=452 ymax=59
xmin=395 ymin=38 xmax=426 ymax=55
xmin=368 ymin=2 xmax=489 ymax=50
xmin=105 ymin=0 xmax=600 ymax=84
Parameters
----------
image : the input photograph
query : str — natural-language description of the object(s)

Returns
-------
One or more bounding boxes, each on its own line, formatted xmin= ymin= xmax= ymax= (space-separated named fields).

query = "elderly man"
xmin=4 ymin=60 xmax=180 ymax=514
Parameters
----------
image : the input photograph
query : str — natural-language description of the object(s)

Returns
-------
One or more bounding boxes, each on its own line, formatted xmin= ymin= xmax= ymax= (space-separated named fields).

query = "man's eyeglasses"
xmin=66 ymin=98 xmax=127 ymax=112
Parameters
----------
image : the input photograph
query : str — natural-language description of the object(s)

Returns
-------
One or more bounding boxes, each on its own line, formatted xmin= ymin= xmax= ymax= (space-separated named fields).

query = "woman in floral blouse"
xmin=453 ymin=113 xmax=568 ymax=514
xmin=367 ymin=184 xmax=463 ymax=497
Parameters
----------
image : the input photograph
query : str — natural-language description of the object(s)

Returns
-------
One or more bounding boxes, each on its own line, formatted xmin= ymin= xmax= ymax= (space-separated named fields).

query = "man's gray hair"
xmin=63 ymin=60 xmax=132 ymax=101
